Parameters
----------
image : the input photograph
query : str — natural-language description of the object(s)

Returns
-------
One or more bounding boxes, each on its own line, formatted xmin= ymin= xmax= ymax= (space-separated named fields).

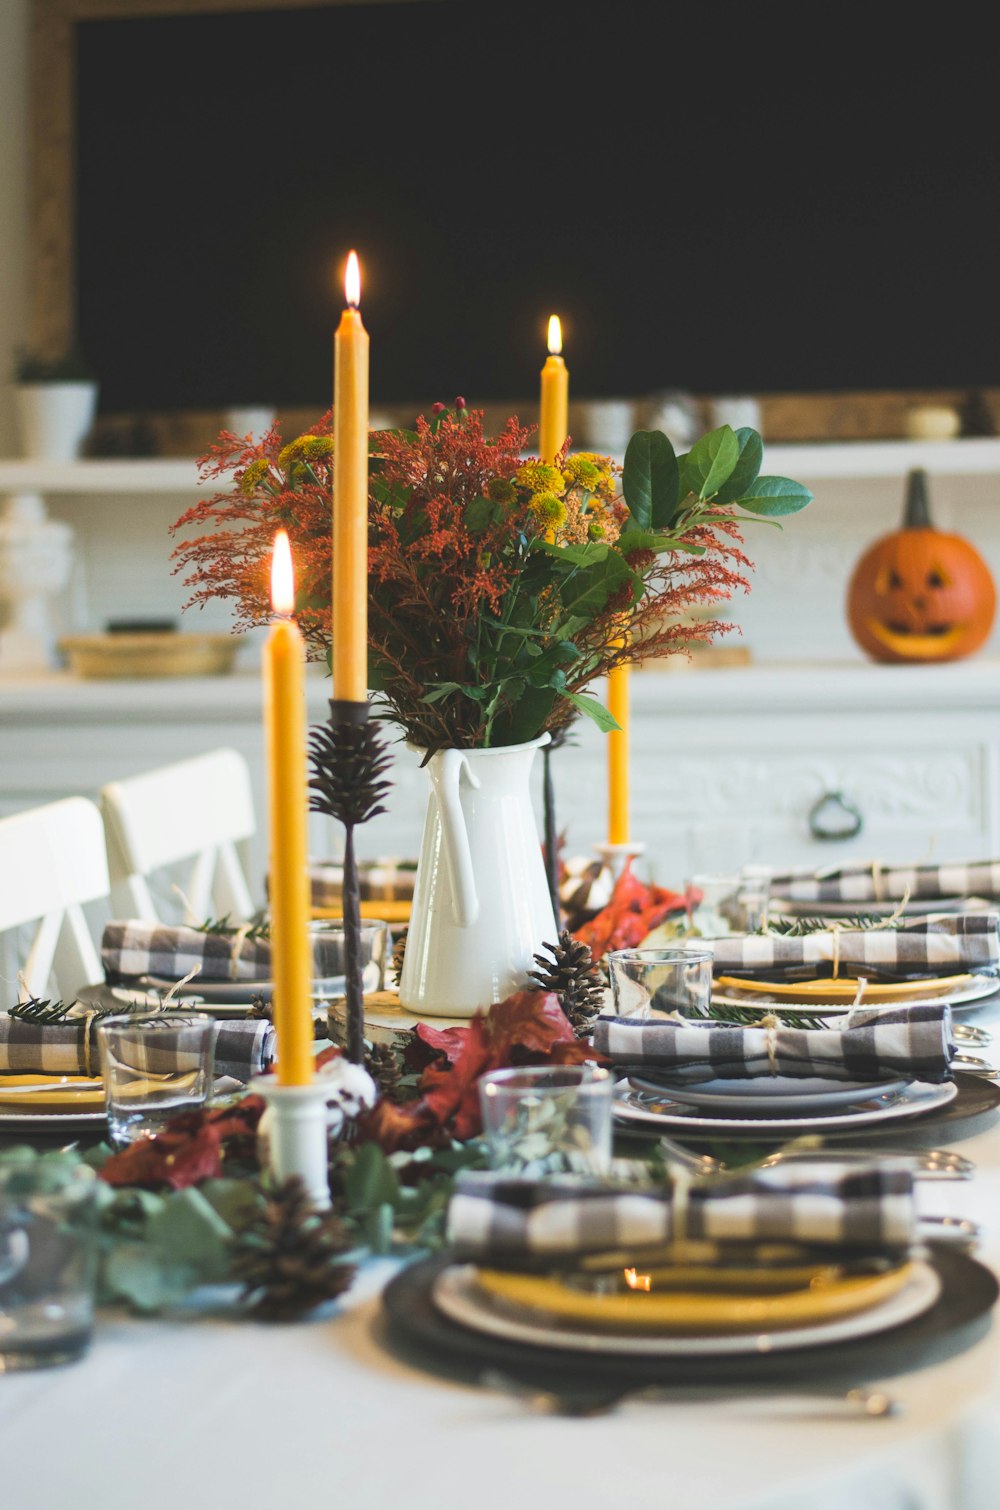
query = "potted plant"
xmin=171 ymin=407 xmax=812 ymax=1015
xmin=14 ymin=349 xmax=99 ymax=461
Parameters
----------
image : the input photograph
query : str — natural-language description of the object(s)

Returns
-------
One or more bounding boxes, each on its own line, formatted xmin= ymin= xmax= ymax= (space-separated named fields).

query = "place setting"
xmin=598 ymin=929 xmax=1000 ymax=1144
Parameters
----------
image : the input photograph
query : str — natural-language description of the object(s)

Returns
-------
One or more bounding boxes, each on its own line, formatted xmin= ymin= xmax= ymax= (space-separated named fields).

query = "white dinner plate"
xmin=613 ymin=1076 xmax=957 ymax=1137
xmin=628 ymin=1073 xmax=911 ymax=1114
xmin=432 ymin=1261 xmax=941 ymax=1357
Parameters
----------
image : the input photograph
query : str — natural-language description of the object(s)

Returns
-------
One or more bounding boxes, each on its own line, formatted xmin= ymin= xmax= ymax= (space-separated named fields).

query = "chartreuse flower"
xmin=278 ymin=435 xmax=335 ymax=472
xmin=487 ymin=477 xmax=517 ymax=506
xmin=238 ymin=458 xmax=272 ymax=496
xmin=529 ymin=493 xmax=567 ymax=529
xmin=515 ymin=461 xmax=565 ymax=496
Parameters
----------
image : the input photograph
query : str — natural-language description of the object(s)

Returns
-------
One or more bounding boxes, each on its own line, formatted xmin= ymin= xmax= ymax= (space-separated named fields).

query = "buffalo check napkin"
xmin=446 ymin=1163 xmax=917 ymax=1261
xmin=0 ymin=1010 xmax=274 ymax=1083
xmin=770 ymin=859 xmax=1000 ymax=906
xmin=707 ymin=913 xmax=999 ymax=980
xmin=101 ymin=920 xmax=347 ymax=985
xmin=310 ymin=858 xmax=415 ymax=908
xmin=593 ymin=1001 xmax=953 ymax=1083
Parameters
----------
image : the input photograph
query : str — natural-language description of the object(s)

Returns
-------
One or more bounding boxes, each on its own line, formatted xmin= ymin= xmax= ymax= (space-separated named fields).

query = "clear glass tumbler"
xmin=478 ymin=1064 xmax=614 ymax=1175
xmin=307 ymin=918 xmax=389 ymax=1006
xmin=0 ymin=1156 xmax=98 ymax=1370
xmin=608 ymin=947 xmax=714 ymax=1019
xmin=98 ymin=1011 xmax=216 ymax=1146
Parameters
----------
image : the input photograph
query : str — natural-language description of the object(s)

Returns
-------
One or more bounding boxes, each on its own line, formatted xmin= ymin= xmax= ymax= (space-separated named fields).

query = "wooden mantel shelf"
xmin=3 ymin=438 xmax=1000 ymax=495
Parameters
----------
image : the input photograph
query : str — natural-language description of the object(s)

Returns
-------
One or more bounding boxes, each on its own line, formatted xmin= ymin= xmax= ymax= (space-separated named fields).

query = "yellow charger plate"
xmin=715 ymin=973 xmax=972 ymax=1004
xmin=311 ymin=900 xmax=412 ymax=925
xmin=0 ymin=1074 xmax=106 ymax=1112
xmin=473 ymin=1261 xmax=915 ymax=1334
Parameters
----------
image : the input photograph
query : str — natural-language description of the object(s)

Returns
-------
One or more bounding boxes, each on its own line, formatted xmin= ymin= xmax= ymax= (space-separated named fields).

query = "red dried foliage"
xmin=100 ymin=1095 xmax=265 ymax=1191
xmin=574 ymin=860 xmax=689 ymax=960
xmin=358 ymin=990 xmax=604 ymax=1153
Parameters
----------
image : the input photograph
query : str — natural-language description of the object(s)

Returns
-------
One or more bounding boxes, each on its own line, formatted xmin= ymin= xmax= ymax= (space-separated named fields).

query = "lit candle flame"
xmin=345 ymin=250 xmax=361 ymax=309
xmin=271 ymin=529 xmax=295 ymax=615
xmin=623 ymin=1267 xmax=651 ymax=1292
xmin=547 ymin=314 xmax=562 ymax=356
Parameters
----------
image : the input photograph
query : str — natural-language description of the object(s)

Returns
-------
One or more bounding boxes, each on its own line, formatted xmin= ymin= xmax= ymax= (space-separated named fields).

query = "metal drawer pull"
xmin=808 ymin=790 xmax=863 ymax=842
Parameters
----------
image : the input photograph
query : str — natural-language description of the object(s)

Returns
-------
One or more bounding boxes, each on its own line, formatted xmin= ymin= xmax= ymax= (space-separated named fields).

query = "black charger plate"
xmin=382 ymin=1248 xmax=996 ymax=1394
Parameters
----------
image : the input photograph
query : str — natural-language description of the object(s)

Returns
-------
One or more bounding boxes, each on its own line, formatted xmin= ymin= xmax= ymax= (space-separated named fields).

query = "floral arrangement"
xmin=172 ymin=406 xmax=811 ymax=749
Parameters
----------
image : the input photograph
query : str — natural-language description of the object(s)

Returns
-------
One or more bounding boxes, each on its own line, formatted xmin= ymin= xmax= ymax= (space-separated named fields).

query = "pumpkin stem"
xmin=903 ymin=468 xmax=934 ymax=529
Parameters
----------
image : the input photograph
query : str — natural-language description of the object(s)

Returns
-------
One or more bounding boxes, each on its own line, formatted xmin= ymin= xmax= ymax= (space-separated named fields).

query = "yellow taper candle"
xmin=539 ymin=314 xmax=569 ymax=464
xmin=607 ymin=662 xmax=631 ymax=845
xmin=265 ymin=531 xmax=314 ymax=1086
xmin=333 ymin=250 xmax=370 ymax=702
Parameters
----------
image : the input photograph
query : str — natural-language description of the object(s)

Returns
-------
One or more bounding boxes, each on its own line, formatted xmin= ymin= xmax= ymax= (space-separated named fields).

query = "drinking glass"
xmin=98 ymin=1012 xmax=215 ymax=1146
xmin=608 ymin=947 xmax=714 ymax=1019
xmin=307 ymin=918 xmax=389 ymax=1006
xmin=478 ymin=1064 xmax=614 ymax=1174
xmin=0 ymin=1156 xmax=98 ymax=1370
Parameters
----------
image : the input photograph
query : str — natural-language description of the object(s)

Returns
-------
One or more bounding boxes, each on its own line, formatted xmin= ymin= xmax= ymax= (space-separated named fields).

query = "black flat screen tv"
xmin=75 ymin=0 xmax=1000 ymax=410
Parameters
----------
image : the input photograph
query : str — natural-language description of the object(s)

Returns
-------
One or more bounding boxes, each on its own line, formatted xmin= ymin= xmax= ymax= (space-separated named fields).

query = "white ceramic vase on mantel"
xmin=398 ymin=734 xmax=557 ymax=1018
xmin=16 ymin=381 xmax=99 ymax=461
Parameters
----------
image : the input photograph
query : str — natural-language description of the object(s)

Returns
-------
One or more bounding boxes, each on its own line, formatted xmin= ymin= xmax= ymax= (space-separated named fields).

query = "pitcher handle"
xmin=431 ymin=750 xmax=481 ymax=928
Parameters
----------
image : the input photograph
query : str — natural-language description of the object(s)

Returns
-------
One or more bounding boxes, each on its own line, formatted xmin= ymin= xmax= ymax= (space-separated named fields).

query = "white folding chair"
xmin=100 ymin=747 xmax=257 ymax=924
xmin=0 ymin=797 xmax=109 ymax=1002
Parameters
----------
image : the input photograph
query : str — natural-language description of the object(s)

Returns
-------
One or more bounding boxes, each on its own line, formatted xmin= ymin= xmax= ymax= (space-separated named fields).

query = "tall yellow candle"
xmin=333 ymin=250 xmax=370 ymax=703
xmin=264 ymin=531 xmax=314 ymax=1087
xmin=539 ymin=314 xmax=569 ymax=464
xmin=607 ymin=662 xmax=630 ymax=845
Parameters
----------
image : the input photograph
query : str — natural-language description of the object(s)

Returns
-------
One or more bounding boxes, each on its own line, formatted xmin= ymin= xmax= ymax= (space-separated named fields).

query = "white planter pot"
xmin=398 ymin=734 xmax=557 ymax=1018
xmin=16 ymin=382 xmax=99 ymax=461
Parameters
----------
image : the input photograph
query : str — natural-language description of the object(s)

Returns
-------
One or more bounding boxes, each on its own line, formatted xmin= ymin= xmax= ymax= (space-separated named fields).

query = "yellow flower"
xmin=238 ymin=457 xmax=272 ymax=496
xmin=515 ymin=461 xmax=564 ymax=496
xmin=486 ymin=477 xmax=517 ymax=505
xmin=529 ymin=493 xmax=567 ymax=529
xmin=278 ymin=434 xmax=335 ymax=472
xmin=562 ymin=455 xmax=602 ymax=490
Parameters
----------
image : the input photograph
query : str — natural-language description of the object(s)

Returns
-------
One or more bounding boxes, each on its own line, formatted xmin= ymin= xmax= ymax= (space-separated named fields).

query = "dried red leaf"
xmin=574 ymin=859 xmax=688 ymax=960
xmin=99 ymin=1094 xmax=265 ymax=1191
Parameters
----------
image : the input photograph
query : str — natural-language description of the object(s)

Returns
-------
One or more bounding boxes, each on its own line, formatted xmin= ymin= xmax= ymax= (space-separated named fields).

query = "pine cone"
xmin=308 ymin=715 xmax=392 ymax=827
xmin=364 ymin=1040 xmax=403 ymax=1101
xmin=231 ymin=1177 xmax=356 ymax=1322
xmin=528 ymin=930 xmax=605 ymax=1038
xmin=246 ymin=992 xmax=273 ymax=1022
xmin=391 ymin=927 xmax=408 ymax=980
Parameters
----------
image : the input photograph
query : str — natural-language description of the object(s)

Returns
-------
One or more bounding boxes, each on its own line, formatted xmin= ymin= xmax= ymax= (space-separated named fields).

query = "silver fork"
xmin=481 ymin=1369 xmax=902 ymax=1418
xmin=657 ymin=1135 xmax=975 ymax=1180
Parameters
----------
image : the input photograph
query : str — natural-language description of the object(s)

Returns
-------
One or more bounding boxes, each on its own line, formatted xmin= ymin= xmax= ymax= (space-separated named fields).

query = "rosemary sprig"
xmin=194 ymin=912 xmax=270 ymax=942
xmin=680 ymin=1001 xmax=830 ymax=1031
xmin=8 ymin=995 xmax=128 ymax=1026
xmin=758 ymin=913 xmax=903 ymax=936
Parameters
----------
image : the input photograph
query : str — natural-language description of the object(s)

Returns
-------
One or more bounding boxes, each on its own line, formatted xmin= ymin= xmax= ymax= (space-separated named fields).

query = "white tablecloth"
xmin=6 ymin=1006 xmax=1000 ymax=1510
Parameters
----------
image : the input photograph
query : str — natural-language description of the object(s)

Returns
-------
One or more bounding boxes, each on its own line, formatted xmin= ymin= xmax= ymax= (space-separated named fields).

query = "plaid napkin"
xmin=446 ymin=1164 xmax=916 ymax=1261
xmin=706 ymin=913 xmax=999 ymax=980
xmin=310 ymin=858 xmax=416 ymax=908
xmin=771 ymin=859 xmax=1000 ymax=905
xmin=101 ymin=920 xmax=352 ymax=985
xmin=0 ymin=1010 xmax=274 ymax=1083
xmin=593 ymin=1001 xmax=953 ymax=1083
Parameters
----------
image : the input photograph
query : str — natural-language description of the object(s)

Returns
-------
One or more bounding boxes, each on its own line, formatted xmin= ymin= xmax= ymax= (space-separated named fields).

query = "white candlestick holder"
xmin=250 ymin=1077 xmax=331 ymax=1210
xmin=595 ymin=840 xmax=647 ymax=883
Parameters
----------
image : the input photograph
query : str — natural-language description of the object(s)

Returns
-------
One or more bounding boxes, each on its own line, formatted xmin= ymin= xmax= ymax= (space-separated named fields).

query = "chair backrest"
xmin=100 ymin=747 xmax=257 ymax=924
xmin=0 ymin=797 xmax=109 ymax=1001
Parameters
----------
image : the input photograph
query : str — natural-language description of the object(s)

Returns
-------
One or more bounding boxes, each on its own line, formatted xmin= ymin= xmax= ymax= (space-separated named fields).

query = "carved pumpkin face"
xmin=848 ymin=528 xmax=996 ymax=663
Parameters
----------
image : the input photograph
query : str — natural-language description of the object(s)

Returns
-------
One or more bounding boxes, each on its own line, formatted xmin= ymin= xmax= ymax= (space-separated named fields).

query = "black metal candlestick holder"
xmin=308 ymin=699 xmax=392 ymax=1064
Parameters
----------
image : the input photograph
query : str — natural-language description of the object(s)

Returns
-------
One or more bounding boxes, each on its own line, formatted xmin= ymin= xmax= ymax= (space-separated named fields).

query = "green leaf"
xmin=563 ymin=691 xmax=621 ymax=733
xmin=148 ymin=1187 xmax=233 ymax=1283
xmin=464 ymin=496 xmax=495 ymax=534
xmin=497 ymin=684 xmax=557 ymax=745
xmin=736 ymin=476 xmax=814 ymax=516
xmin=622 ymin=431 xmax=679 ymax=529
xmin=343 ymin=1141 xmax=400 ymax=1212
xmin=684 ymin=426 xmax=740 ymax=500
xmin=102 ymin=1243 xmax=187 ymax=1313
xmin=713 ymin=428 xmax=764 ymax=504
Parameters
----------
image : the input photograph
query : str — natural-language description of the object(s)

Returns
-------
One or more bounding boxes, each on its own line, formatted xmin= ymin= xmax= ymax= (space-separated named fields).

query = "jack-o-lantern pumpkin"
xmin=847 ymin=469 xmax=996 ymax=663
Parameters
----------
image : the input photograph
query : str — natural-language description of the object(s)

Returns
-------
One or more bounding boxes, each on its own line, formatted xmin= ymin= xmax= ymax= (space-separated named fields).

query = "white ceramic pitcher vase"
xmin=398 ymin=733 xmax=557 ymax=1018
